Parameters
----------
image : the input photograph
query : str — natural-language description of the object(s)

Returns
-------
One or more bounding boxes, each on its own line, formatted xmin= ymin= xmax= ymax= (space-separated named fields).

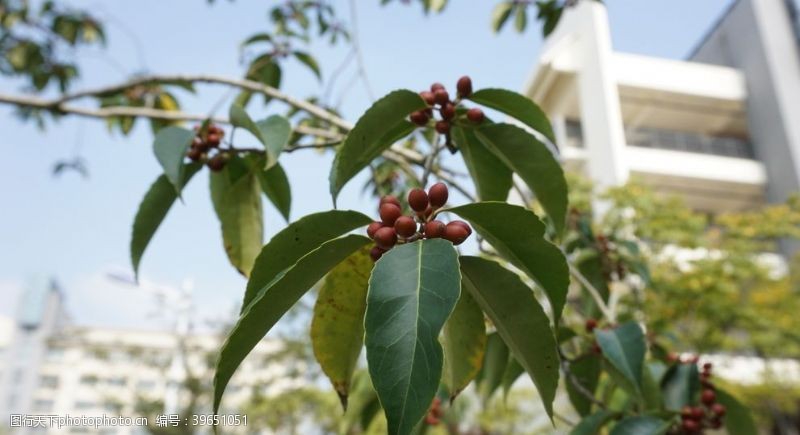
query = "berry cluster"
xmin=409 ymin=76 xmax=485 ymax=135
xmin=366 ymin=182 xmax=473 ymax=261
xmin=186 ymin=124 xmax=228 ymax=172
xmin=424 ymin=397 xmax=444 ymax=426
xmin=671 ymin=358 xmax=726 ymax=433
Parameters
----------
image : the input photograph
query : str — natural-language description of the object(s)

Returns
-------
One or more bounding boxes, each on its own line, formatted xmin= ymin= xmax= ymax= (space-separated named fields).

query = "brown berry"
xmin=410 ymin=110 xmax=429 ymax=126
xmin=466 ymin=107 xmax=485 ymax=124
xmin=690 ymin=407 xmax=705 ymax=420
xmin=443 ymin=222 xmax=469 ymax=245
xmin=367 ymin=221 xmax=384 ymax=239
xmin=207 ymin=154 xmax=227 ymax=172
xmin=449 ymin=220 xmax=472 ymax=236
xmin=428 ymin=182 xmax=449 ymax=208
xmin=374 ymin=227 xmax=398 ymax=250
xmin=703 ymin=362 xmax=713 ymax=371
xmin=440 ymin=103 xmax=456 ymax=120
xmin=424 ymin=220 xmax=445 ymax=238
xmin=424 ymin=414 xmax=440 ymax=426
xmin=206 ymin=132 xmax=221 ymax=147
xmin=680 ymin=406 xmax=693 ymax=419
xmin=420 ymin=91 xmax=435 ymax=105
xmin=430 ymin=82 xmax=445 ymax=92
xmin=394 ymin=216 xmax=417 ymax=238
xmin=433 ymin=89 xmax=449 ymax=106
xmin=370 ymin=246 xmax=386 ymax=262
xmin=408 ymin=188 xmax=429 ymax=212
xmin=380 ymin=195 xmax=402 ymax=208
xmin=186 ymin=147 xmax=204 ymax=161
xmin=208 ymin=124 xmax=223 ymax=135
xmin=591 ymin=341 xmax=602 ymax=354
xmin=435 ymin=121 xmax=450 ymax=134
xmin=701 ymin=389 xmax=716 ymax=405
xmin=682 ymin=419 xmax=699 ymax=432
xmin=710 ymin=418 xmax=723 ymax=429
xmin=711 ymin=403 xmax=726 ymax=416
xmin=585 ymin=318 xmax=598 ymax=333
xmin=379 ymin=203 xmax=402 ymax=225
xmin=457 ymin=75 xmax=473 ymax=97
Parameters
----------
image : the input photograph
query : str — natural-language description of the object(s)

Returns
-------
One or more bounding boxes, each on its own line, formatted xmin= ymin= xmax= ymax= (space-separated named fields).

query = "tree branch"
xmin=568 ymin=263 xmax=616 ymax=323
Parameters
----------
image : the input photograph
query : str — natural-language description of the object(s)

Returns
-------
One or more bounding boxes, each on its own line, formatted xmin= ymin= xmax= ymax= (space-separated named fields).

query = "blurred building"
xmin=0 ymin=281 xmax=304 ymax=435
xmin=526 ymin=0 xmax=800 ymax=213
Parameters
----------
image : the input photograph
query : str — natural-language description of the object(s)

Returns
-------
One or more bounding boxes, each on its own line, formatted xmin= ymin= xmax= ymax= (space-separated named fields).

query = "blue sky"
xmin=0 ymin=0 xmax=731 ymax=330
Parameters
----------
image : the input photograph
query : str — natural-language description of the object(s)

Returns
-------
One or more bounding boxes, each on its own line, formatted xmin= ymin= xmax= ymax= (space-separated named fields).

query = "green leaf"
xmin=341 ymin=371 xmax=381 ymax=434
xmin=468 ymin=88 xmax=556 ymax=144
xmin=660 ymin=363 xmax=699 ymax=412
xmin=570 ymin=410 xmax=616 ymax=435
xmin=243 ymin=155 xmax=292 ymax=221
xmin=229 ymin=105 xmax=291 ymax=169
xmin=330 ymin=90 xmax=426 ymax=203
xmin=311 ymin=246 xmax=372 ymax=409
xmin=473 ymin=123 xmax=568 ymax=235
xmin=442 ymin=289 xmax=486 ymax=400
xmin=130 ymin=163 xmax=202 ymax=279
xmin=365 ymin=239 xmax=460 ymax=435
xmin=514 ymin=5 xmax=527 ymax=32
xmin=491 ymin=2 xmax=514 ymax=32
xmin=610 ymin=416 xmax=671 ymax=435
xmin=293 ymin=51 xmax=322 ymax=81
xmin=642 ymin=363 xmax=664 ymax=410
xmin=716 ymin=388 xmax=758 ymax=435
xmin=209 ymin=160 xmax=264 ymax=277
xmin=565 ymin=355 xmax=601 ymax=416
xmin=501 ymin=357 xmax=525 ymax=397
xmin=241 ymin=210 xmax=372 ymax=311
xmin=596 ymin=322 xmax=646 ymax=396
xmin=447 ymin=202 xmax=569 ymax=323
xmin=460 ymin=256 xmax=560 ymax=420
xmin=152 ymin=126 xmax=194 ymax=194
xmin=452 ymin=126 xmax=512 ymax=201
xmin=477 ymin=332 xmax=509 ymax=401
xmin=214 ymin=234 xmax=371 ymax=413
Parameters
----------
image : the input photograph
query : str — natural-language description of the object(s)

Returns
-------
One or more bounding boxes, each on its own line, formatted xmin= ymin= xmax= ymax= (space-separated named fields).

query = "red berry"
xmin=449 ymin=220 xmax=472 ymax=235
xmin=428 ymin=182 xmax=449 ymax=208
xmin=207 ymin=154 xmax=227 ymax=172
xmin=206 ymin=132 xmax=221 ymax=147
xmin=435 ymin=121 xmax=450 ymax=134
xmin=394 ymin=216 xmax=418 ymax=238
xmin=419 ymin=91 xmax=435 ymax=105
xmin=370 ymin=246 xmax=386 ymax=262
xmin=423 ymin=204 xmax=434 ymax=219
xmin=208 ymin=125 xmax=223 ymax=135
xmin=410 ymin=110 xmax=429 ymax=126
xmin=680 ymin=406 xmax=693 ymax=419
xmin=380 ymin=195 xmax=402 ymax=208
xmin=430 ymin=82 xmax=445 ymax=92
xmin=374 ymin=227 xmax=398 ymax=250
xmin=367 ymin=221 xmax=384 ymax=239
xmin=710 ymin=417 xmax=723 ymax=429
xmin=690 ymin=407 xmax=705 ymax=420
xmin=466 ymin=107 xmax=485 ymax=124
xmin=701 ymin=389 xmax=716 ymax=405
xmin=456 ymin=76 xmax=473 ymax=97
xmin=703 ymin=362 xmax=713 ymax=371
xmin=591 ymin=341 xmax=602 ymax=355
xmin=379 ymin=203 xmax=402 ymax=226
xmin=408 ymin=188 xmax=429 ymax=212
xmin=424 ymin=220 xmax=445 ymax=238
xmin=585 ymin=319 xmax=598 ymax=333
xmin=443 ymin=222 xmax=469 ymax=245
xmin=711 ymin=403 xmax=726 ymax=416
xmin=682 ymin=419 xmax=699 ymax=432
xmin=186 ymin=147 xmax=203 ymax=161
xmin=440 ymin=103 xmax=456 ymax=120
xmin=433 ymin=89 xmax=449 ymax=106
xmin=701 ymin=378 xmax=714 ymax=389
xmin=424 ymin=414 xmax=440 ymax=425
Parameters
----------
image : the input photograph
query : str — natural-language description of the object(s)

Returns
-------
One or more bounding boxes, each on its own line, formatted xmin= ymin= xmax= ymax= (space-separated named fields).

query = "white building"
xmin=526 ymin=0 xmax=800 ymax=214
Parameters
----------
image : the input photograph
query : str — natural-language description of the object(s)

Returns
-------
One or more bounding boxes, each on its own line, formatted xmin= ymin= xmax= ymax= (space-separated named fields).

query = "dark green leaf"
xmin=473 ymin=123 xmax=568 ymax=235
xmin=570 ymin=410 xmax=616 ymax=435
xmin=501 ymin=357 xmax=525 ymax=397
xmin=330 ymin=90 xmax=426 ymax=203
xmin=566 ymin=355 xmax=601 ymax=416
xmin=447 ymin=202 xmax=569 ymax=323
xmin=243 ymin=154 xmax=292 ymax=221
xmin=660 ymin=363 xmax=699 ymax=412
xmin=716 ymin=388 xmax=758 ymax=435
xmin=241 ymin=209 xmax=372 ymax=311
xmin=491 ymin=2 xmax=514 ymax=32
xmin=468 ymin=88 xmax=555 ymax=144
xmin=365 ymin=239 xmax=460 ymax=435
xmin=311 ymin=246 xmax=372 ymax=409
xmin=460 ymin=256 xmax=560 ymax=420
xmin=152 ymin=126 xmax=194 ymax=194
xmin=214 ymin=234 xmax=371 ymax=413
xmin=452 ymin=126 xmax=512 ymax=201
xmin=442 ymin=289 xmax=486 ymax=399
xmin=596 ymin=322 xmax=646 ymax=396
xmin=476 ymin=332 xmax=509 ymax=402
xmin=294 ymin=51 xmax=322 ymax=81
xmin=610 ymin=416 xmax=671 ymax=435
xmin=130 ymin=163 xmax=202 ymax=279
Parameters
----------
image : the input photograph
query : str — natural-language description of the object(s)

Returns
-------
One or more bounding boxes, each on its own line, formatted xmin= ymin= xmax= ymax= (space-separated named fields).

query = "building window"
xmin=106 ymin=376 xmax=127 ymax=387
xmin=80 ymin=374 xmax=99 ymax=385
xmin=33 ymin=399 xmax=54 ymax=412
xmin=39 ymin=375 xmax=59 ymax=389
xmin=136 ymin=379 xmax=157 ymax=391
xmin=565 ymin=119 xmax=584 ymax=148
xmin=74 ymin=400 xmax=96 ymax=410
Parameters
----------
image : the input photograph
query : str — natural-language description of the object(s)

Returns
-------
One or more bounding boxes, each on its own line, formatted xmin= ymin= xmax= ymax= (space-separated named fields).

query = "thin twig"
xmin=348 ymin=0 xmax=376 ymax=102
xmin=568 ymin=263 xmax=616 ymax=323
xmin=559 ymin=350 xmax=607 ymax=410
xmin=421 ymin=137 xmax=445 ymax=188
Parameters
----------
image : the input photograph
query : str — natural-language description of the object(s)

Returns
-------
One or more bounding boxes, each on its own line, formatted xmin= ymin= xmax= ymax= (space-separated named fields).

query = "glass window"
xmin=39 ymin=375 xmax=59 ymax=389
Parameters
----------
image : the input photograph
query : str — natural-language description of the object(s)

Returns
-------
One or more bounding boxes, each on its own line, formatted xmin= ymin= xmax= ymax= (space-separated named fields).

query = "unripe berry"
xmin=443 ymin=222 xmax=469 ymax=245
xmin=467 ymin=107 xmax=485 ymax=124
xmin=585 ymin=318 xmax=598 ymax=333
xmin=433 ymin=89 xmax=449 ymax=106
xmin=701 ymin=389 xmax=716 ymax=405
xmin=430 ymin=82 xmax=445 ymax=93
xmin=440 ymin=103 xmax=456 ymax=120
xmin=410 ymin=110 xmax=429 ymax=126
xmin=374 ymin=227 xmax=398 ymax=250
xmin=457 ymin=75 xmax=473 ymax=97
xmin=424 ymin=220 xmax=445 ymax=238
xmin=408 ymin=188 xmax=429 ymax=212
xmin=379 ymin=203 xmax=402 ymax=226
xmin=370 ymin=246 xmax=386 ymax=262
xmin=682 ymin=419 xmax=699 ymax=432
xmin=419 ymin=91 xmax=435 ymax=105
xmin=380 ymin=195 xmax=402 ymax=208
xmin=428 ymin=182 xmax=449 ymax=208
xmin=367 ymin=221 xmax=384 ymax=239
xmin=206 ymin=132 xmax=221 ymax=147
xmin=394 ymin=216 xmax=417 ymax=238
xmin=711 ymin=403 xmax=726 ymax=416
xmin=435 ymin=121 xmax=450 ymax=134
xmin=207 ymin=154 xmax=227 ymax=172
